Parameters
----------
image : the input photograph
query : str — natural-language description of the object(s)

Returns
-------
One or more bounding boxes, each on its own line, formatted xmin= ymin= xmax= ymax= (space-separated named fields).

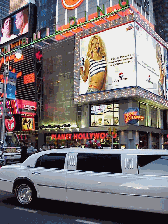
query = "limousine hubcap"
xmin=17 ymin=184 xmax=32 ymax=204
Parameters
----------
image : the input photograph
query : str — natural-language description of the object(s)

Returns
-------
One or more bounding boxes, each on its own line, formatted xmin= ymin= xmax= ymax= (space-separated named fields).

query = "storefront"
xmin=2 ymin=99 xmax=38 ymax=147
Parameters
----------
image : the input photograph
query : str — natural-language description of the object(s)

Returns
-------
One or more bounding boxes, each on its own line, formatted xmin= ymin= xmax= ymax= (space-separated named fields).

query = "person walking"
xmin=20 ymin=142 xmax=28 ymax=163
xmin=27 ymin=143 xmax=36 ymax=157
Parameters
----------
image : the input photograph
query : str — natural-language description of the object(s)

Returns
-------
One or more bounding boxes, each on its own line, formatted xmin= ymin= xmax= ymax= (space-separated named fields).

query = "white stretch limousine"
xmin=0 ymin=148 xmax=168 ymax=213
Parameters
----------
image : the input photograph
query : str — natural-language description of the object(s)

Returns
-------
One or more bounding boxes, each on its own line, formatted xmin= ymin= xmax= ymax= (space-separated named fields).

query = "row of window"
xmin=35 ymin=153 xmax=122 ymax=174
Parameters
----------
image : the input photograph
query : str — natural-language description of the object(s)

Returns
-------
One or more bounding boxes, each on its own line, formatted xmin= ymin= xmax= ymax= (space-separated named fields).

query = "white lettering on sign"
xmin=23 ymin=105 xmax=36 ymax=111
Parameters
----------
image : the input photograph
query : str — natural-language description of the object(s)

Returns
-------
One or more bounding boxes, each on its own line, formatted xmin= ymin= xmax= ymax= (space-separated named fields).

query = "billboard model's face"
xmin=15 ymin=11 xmax=24 ymax=30
xmin=0 ymin=6 xmax=30 ymax=45
xmin=2 ymin=18 xmax=11 ymax=37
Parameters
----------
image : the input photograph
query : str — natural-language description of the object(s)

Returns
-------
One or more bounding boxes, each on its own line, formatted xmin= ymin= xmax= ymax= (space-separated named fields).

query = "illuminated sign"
xmin=22 ymin=117 xmax=35 ymax=131
xmin=5 ymin=99 xmax=37 ymax=116
xmin=5 ymin=116 xmax=16 ymax=131
xmin=0 ymin=37 xmax=28 ymax=54
xmin=35 ymin=51 xmax=42 ymax=61
xmin=0 ymin=3 xmax=36 ymax=53
xmin=1 ymin=6 xmax=29 ymax=46
xmin=79 ymin=22 xmax=136 ymax=94
xmin=23 ymin=73 xmax=35 ymax=84
xmin=6 ymin=71 xmax=17 ymax=99
xmin=136 ymin=24 xmax=166 ymax=97
xmin=51 ymin=132 xmax=110 ymax=140
xmin=0 ymin=47 xmax=36 ymax=101
xmin=62 ymin=0 xmax=84 ymax=10
xmin=124 ymin=108 xmax=144 ymax=124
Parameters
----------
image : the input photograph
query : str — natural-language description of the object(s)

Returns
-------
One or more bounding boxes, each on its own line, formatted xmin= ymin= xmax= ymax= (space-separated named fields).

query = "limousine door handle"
xmin=32 ymin=172 xmax=41 ymax=175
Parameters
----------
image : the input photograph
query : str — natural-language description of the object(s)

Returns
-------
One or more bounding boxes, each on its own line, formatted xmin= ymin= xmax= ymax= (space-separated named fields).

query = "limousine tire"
xmin=15 ymin=182 xmax=36 ymax=206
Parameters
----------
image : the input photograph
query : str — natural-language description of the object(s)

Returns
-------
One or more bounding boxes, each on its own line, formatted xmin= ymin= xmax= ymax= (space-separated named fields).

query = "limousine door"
xmin=28 ymin=153 xmax=67 ymax=201
xmin=66 ymin=152 xmax=105 ymax=204
xmin=66 ymin=153 xmax=125 ymax=206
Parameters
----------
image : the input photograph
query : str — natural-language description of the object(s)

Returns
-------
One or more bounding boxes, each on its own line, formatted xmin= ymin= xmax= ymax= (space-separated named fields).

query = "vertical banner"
xmin=6 ymin=71 xmax=17 ymax=99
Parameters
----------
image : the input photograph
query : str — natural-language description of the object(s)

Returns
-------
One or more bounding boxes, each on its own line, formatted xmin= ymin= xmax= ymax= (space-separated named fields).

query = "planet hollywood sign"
xmin=124 ymin=108 xmax=144 ymax=124
xmin=51 ymin=132 xmax=117 ymax=140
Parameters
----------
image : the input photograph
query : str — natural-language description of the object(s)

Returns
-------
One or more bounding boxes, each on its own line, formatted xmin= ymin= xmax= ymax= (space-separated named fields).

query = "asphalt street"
xmin=0 ymin=189 xmax=166 ymax=224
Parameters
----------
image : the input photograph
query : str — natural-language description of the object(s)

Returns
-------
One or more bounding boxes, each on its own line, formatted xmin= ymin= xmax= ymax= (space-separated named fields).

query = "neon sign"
xmin=62 ymin=0 xmax=84 ymax=10
xmin=24 ymin=73 xmax=35 ymax=84
xmin=5 ymin=116 xmax=16 ymax=131
xmin=124 ymin=108 xmax=144 ymax=124
xmin=51 ymin=132 xmax=116 ymax=140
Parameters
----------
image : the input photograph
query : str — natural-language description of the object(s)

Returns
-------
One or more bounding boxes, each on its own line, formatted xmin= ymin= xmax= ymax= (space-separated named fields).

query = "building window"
xmin=139 ymin=103 xmax=146 ymax=126
xmin=77 ymin=153 xmax=122 ymax=173
xmin=151 ymin=107 xmax=157 ymax=128
xmin=91 ymin=103 xmax=119 ymax=126
xmin=35 ymin=153 xmax=67 ymax=169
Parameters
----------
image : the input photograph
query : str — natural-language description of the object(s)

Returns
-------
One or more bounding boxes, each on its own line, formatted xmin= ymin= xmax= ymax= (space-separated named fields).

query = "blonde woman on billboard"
xmin=156 ymin=43 xmax=165 ymax=96
xmin=80 ymin=35 xmax=107 ymax=93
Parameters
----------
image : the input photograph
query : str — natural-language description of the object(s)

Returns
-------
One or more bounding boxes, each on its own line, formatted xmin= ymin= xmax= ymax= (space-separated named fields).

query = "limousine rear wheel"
xmin=15 ymin=183 xmax=35 ymax=205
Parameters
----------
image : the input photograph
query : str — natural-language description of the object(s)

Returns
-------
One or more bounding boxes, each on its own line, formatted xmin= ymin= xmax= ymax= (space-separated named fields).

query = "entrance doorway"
xmin=139 ymin=132 xmax=148 ymax=149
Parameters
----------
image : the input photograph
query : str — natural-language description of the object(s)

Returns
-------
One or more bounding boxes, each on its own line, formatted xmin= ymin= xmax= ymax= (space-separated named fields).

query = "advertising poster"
xmin=136 ymin=23 xmax=166 ymax=97
xmin=22 ymin=117 xmax=35 ymax=131
xmin=10 ymin=0 xmax=35 ymax=13
xmin=79 ymin=22 xmax=136 ymax=95
xmin=0 ymin=6 xmax=29 ymax=45
xmin=6 ymin=71 xmax=17 ymax=100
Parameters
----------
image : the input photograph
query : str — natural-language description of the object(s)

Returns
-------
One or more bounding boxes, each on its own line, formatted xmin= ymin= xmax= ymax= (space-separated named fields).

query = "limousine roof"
xmin=38 ymin=148 xmax=168 ymax=156
xmin=50 ymin=148 xmax=168 ymax=155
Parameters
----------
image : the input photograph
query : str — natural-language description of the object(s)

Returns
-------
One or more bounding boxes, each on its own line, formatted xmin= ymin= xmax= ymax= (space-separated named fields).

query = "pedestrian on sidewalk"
xmin=27 ymin=143 xmax=36 ymax=157
xmin=20 ymin=142 xmax=28 ymax=163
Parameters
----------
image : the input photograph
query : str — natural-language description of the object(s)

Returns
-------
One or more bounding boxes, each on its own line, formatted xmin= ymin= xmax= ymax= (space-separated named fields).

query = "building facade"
xmin=0 ymin=0 xmax=167 ymax=150
xmin=0 ymin=0 xmax=10 ymax=21
xmin=36 ymin=0 xmax=168 ymax=150
xmin=0 ymin=3 xmax=38 ymax=146
xmin=153 ymin=0 xmax=168 ymax=42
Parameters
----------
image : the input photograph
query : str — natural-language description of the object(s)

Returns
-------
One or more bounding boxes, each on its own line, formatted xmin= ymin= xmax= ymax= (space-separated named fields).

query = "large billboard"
xmin=136 ymin=23 xmax=167 ymax=97
xmin=79 ymin=22 xmax=136 ymax=95
xmin=0 ymin=3 xmax=36 ymax=46
xmin=78 ymin=21 xmax=167 ymax=98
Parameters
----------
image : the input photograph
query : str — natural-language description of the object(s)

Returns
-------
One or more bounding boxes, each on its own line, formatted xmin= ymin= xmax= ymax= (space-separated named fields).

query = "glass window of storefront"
xmin=90 ymin=103 xmax=119 ymax=126
xmin=151 ymin=107 xmax=157 ymax=127
xmin=139 ymin=103 xmax=146 ymax=126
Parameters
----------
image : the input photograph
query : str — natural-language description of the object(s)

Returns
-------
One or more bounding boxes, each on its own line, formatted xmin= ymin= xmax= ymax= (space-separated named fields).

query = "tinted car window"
xmin=35 ymin=153 xmax=66 ymax=169
xmin=77 ymin=153 xmax=122 ymax=173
